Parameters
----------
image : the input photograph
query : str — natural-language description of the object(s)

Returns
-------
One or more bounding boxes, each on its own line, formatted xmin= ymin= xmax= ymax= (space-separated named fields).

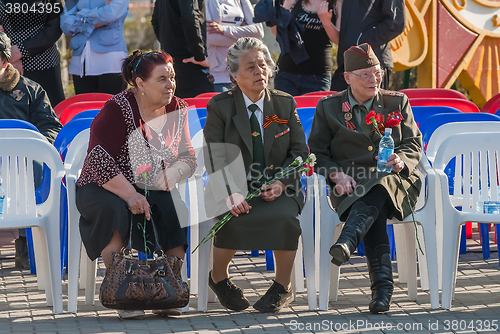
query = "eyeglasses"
xmin=348 ymin=70 xmax=385 ymax=81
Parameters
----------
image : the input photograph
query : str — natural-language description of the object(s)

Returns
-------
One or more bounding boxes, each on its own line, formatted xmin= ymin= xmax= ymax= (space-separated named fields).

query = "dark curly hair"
xmin=121 ymin=50 xmax=174 ymax=87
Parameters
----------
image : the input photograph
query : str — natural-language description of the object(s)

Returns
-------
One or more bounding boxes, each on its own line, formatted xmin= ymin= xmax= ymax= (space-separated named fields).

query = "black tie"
xmin=248 ymin=104 xmax=265 ymax=188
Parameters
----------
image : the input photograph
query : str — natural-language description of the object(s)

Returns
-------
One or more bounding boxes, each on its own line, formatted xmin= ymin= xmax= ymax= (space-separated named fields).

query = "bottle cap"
xmin=385 ymin=128 xmax=392 ymax=135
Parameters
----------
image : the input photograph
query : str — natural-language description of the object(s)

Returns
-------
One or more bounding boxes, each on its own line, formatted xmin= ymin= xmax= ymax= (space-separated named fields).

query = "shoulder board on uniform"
xmin=270 ymin=89 xmax=292 ymax=98
xmin=320 ymin=91 xmax=344 ymax=101
xmin=380 ymin=89 xmax=405 ymax=97
xmin=212 ymin=90 xmax=233 ymax=101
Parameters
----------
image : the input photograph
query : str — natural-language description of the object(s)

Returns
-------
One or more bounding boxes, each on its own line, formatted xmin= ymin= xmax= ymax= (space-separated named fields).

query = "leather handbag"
xmin=99 ymin=215 xmax=189 ymax=310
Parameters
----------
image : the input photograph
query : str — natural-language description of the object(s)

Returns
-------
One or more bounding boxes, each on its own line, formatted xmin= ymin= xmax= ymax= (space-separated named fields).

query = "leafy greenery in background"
xmin=124 ymin=14 xmax=157 ymax=53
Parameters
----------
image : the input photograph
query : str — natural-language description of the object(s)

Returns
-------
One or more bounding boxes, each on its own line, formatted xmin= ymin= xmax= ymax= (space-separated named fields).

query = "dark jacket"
xmin=308 ymin=89 xmax=422 ymax=221
xmin=253 ymin=0 xmax=308 ymax=65
xmin=0 ymin=0 xmax=63 ymax=69
xmin=0 ymin=64 xmax=62 ymax=143
xmin=331 ymin=0 xmax=405 ymax=89
xmin=151 ymin=0 xmax=207 ymax=62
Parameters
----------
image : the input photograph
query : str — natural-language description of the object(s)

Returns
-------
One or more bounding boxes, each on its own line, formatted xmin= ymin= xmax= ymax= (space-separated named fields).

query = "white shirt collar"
xmin=242 ymin=91 xmax=265 ymax=115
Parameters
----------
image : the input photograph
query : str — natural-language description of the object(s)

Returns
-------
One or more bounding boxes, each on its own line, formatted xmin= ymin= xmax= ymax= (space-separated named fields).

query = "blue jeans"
xmin=274 ymin=71 xmax=331 ymax=96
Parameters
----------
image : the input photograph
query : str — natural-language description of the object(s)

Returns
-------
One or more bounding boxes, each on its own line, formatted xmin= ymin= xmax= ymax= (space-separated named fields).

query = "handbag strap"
xmin=126 ymin=213 xmax=164 ymax=256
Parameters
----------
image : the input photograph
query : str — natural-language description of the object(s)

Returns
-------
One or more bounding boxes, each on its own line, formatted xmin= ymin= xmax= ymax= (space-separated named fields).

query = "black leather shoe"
xmin=253 ymin=281 xmax=293 ymax=313
xmin=208 ymin=271 xmax=249 ymax=311
xmin=365 ymin=244 xmax=393 ymax=314
xmin=329 ymin=202 xmax=379 ymax=266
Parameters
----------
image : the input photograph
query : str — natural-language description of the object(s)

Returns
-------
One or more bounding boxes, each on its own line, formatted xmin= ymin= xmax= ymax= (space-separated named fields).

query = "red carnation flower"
xmin=385 ymin=118 xmax=401 ymax=128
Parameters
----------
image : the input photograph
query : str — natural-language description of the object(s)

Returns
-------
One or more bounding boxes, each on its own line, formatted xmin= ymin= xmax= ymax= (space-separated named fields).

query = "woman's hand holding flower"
xmin=260 ymin=180 xmax=286 ymax=202
xmin=226 ymin=193 xmax=251 ymax=217
xmin=329 ymin=171 xmax=357 ymax=195
xmin=126 ymin=192 xmax=151 ymax=220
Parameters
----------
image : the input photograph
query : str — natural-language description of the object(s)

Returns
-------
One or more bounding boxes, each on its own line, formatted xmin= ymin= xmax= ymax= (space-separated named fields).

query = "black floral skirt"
xmin=76 ymin=183 xmax=188 ymax=261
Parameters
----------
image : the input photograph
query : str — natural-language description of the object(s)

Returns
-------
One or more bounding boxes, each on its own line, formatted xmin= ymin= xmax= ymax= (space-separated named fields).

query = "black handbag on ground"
xmin=99 ymin=215 xmax=189 ymax=310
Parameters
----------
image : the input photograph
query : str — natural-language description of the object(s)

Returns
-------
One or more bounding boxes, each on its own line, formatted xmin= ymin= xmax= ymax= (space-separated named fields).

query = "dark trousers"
xmin=351 ymin=185 xmax=391 ymax=249
xmin=73 ymin=73 xmax=126 ymax=95
xmin=330 ymin=67 xmax=392 ymax=91
xmin=172 ymin=59 xmax=214 ymax=98
xmin=24 ymin=64 xmax=65 ymax=107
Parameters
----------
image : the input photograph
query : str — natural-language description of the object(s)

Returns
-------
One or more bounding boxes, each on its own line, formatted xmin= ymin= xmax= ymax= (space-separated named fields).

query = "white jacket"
xmin=206 ymin=0 xmax=264 ymax=84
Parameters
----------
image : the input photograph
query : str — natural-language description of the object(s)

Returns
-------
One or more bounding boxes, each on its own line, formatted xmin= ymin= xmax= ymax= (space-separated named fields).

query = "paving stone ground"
xmin=0 ymin=228 xmax=499 ymax=334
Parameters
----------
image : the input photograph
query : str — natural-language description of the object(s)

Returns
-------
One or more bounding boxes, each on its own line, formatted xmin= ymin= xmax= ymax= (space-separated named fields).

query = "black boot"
xmin=329 ymin=202 xmax=379 ymax=266
xmin=15 ymin=236 xmax=30 ymax=270
xmin=365 ymin=244 xmax=393 ymax=314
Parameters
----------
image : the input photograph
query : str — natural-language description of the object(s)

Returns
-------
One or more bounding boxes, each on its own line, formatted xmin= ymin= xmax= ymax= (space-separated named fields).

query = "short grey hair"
xmin=226 ymin=37 xmax=276 ymax=85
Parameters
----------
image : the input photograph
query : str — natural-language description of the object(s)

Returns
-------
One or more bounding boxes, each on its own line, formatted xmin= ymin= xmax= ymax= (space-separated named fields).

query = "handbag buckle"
xmin=126 ymin=262 xmax=134 ymax=275
xmin=121 ymin=247 xmax=133 ymax=259
xmin=155 ymin=249 xmax=165 ymax=259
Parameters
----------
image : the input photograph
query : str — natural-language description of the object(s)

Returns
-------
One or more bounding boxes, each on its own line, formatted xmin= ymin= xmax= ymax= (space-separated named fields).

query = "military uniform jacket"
xmin=203 ymin=86 xmax=309 ymax=217
xmin=308 ymin=89 xmax=422 ymax=221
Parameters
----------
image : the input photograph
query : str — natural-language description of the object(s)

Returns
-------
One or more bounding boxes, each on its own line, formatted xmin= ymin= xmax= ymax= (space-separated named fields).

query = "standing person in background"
xmin=61 ymin=0 xmax=129 ymax=95
xmin=151 ymin=0 xmax=214 ymax=98
xmin=330 ymin=0 xmax=405 ymax=91
xmin=206 ymin=0 xmax=264 ymax=92
xmin=273 ymin=0 xmax=339 ymax=96
xmin=0 ymin=0 xmax=66 ymax=107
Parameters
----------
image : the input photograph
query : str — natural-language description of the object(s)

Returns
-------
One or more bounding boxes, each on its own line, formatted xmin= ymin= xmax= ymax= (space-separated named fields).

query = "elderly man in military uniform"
xmin=308 ymin=43 xmax=422 ymax=313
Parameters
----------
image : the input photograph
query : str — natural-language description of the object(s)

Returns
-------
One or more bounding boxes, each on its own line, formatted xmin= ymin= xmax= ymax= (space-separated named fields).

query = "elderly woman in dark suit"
xmin=203 ymin=37 xmax=308 ymax=313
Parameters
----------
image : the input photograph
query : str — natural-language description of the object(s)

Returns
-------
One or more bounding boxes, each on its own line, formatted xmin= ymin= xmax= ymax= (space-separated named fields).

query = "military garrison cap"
xmin=344 ymin=43 xmax=379 ymax=72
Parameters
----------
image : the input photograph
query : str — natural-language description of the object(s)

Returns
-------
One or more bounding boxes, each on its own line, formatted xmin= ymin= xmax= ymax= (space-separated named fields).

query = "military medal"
xmin=344 ymin=112 xmax=352 ymax=121
xmin=275 ymin=127 xmax=290 ymax=138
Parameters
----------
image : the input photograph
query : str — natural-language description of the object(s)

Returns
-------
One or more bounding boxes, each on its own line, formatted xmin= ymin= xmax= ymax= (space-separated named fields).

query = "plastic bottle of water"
xmin=476 ymin=188 xmax=500 ymax=214
xmin=377 ymin=128 xmax=394 ymax=173
xmin=0 ymin=177 xmax=4 ymax=218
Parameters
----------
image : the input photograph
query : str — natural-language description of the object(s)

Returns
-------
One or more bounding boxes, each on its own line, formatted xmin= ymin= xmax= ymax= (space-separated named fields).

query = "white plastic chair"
xmin=67 ymin=129 xmax=196 ymax=313
xmin=0 ymin=133 xmax=65 ymax=314
xmin=64 ymin=129 xmax=93 ymax=313
xmin=195 ymin=151 xmax=318 ymax=310
xmin=426 ymin=122 xmax=500 ymax=164
xmin=434 ymin=132 xmax=500 ymax=309
xmin=183 ymin=130 xmax=216 ymax=311
xmin=425 ymin=121 xmax=500 ymax=283
xmin=293 ymin=174 xmax=317 ymax=309
xmin=0 ymin=128 xmax=53 ymax=289
xmin=317 ymin=157 xmax=441 ymax=310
